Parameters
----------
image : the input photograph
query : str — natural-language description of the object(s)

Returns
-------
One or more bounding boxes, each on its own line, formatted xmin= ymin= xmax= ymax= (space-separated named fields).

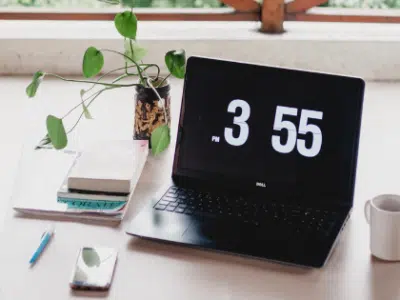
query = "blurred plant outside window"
xmin=2 ymin=0 xmax=400 ymax=9
xmin=0 ymin=0 xmax=224 ymax=8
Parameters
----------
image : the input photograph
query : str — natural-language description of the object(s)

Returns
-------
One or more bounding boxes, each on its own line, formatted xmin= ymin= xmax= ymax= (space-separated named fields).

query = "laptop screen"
xmin=174 ymin=57 xmax=365 ymax=205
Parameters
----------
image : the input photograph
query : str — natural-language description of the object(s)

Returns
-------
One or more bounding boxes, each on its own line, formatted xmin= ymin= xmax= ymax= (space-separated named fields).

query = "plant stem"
xmin=129 ymin=39 xmax=145 ymax=85
xmin=84 ymin=65 xmax=138 ymax=95
xmin=67 ymin=87 xmax=113 ymax=134
xmin=147 ymin=78 xmax=168 ymax=124
xmin=124 ymin=38 xmax=129 ymax=74
xmin=62 ymin=73 xmax=136 ymax=120
xmin=141 ymin=64 xmax=161 ymax=80
xmin=112 ymin=74 xmax=129 ymax=83
xmin=66 ymin=110 xmax=83 ymax=135
xmin=101 ymin=48 xmax=145 ymax=86
xmin=62 ymin=88 xmax=103 ymax=119
xmin=46 ymin=73 xmax=139 ymax=88
xmin=158 ymin=73 xmax=171 ymax=88
xmin=141 ymin=64 xmax=157 ymax=74
xmin=125 ymin=62 xmax=129 ymax=75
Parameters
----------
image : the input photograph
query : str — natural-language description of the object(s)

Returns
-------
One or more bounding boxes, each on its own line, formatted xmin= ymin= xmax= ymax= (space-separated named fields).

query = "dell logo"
xmin=256 ymin=182 xmax=266 ymax=188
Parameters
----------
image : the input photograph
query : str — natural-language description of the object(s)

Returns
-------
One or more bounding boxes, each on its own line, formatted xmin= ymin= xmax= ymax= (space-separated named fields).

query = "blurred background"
xmin=1 ymin=0 xmax=400 ymax=9
xmin=0 ymin=0 xmax=223 ymax=8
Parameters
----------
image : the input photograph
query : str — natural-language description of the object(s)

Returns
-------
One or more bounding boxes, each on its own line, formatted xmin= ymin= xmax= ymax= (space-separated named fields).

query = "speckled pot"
xmin=133 ymin=80 xmax=171 ymax=148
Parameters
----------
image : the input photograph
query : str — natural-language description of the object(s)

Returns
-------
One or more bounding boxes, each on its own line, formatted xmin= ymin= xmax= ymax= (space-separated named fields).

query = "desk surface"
xmin=1 ymin=77 xmax=400 ymax=300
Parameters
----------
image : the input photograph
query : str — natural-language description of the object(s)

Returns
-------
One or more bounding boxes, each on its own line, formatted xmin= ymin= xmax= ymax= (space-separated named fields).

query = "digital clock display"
xmin=176 ymin=57 xmax=364 ymax=202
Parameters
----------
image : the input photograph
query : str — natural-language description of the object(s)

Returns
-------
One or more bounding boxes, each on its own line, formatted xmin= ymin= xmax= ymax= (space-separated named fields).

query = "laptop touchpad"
xmin=183 ymin=218 xmax=241 ymax=246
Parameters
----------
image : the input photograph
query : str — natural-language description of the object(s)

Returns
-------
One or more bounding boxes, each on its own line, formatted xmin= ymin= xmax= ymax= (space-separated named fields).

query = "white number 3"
xmin=272 ymin=105 xmax=323 ymax=157
xmin=224 ymin=99 xmax=251 ymax=146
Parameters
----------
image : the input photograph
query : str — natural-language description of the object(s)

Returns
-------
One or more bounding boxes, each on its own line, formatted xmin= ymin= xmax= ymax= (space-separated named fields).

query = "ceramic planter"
xmin=134 ymin=80 xmax=171 ymax=147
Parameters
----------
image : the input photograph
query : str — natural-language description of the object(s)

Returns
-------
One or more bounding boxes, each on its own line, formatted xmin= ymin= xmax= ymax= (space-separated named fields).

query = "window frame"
xmin=0 ymin=7 xmax=261 ymax=21
xmin=1 ymin=6 xmax=400 ymax=24
xmin=287 ymin=7 xmax=400 ymax=23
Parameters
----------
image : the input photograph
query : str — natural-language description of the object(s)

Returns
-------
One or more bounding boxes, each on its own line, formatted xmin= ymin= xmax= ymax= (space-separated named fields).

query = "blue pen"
xmin=29 ymin=225 xmax=55 ymax=265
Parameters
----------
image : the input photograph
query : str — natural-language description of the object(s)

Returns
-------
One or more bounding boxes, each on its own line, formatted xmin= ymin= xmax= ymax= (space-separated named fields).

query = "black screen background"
xmin=175 ymin=57 xmax=364 ymax=205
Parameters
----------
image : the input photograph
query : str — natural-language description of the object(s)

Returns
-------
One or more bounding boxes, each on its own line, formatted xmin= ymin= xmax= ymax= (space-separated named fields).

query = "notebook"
xmin=12 ymin=140 xmax=148 ymax=222
xmin=66 ymin=145 xmax=136 ymax=194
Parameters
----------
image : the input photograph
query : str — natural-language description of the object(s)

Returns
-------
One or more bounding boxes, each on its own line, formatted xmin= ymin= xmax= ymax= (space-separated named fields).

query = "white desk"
xmin=1 ymin=78 xmax=400 ymax=300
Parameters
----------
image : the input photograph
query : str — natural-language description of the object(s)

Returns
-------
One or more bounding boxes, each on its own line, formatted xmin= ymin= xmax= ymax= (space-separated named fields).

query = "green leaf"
xmin=46 ymin=115 xmax=68 ymax=150
xmin=114 ymin=11 xmax=137 ymax=39
xmin=121 ymin=0 xmax=135 ymax=7
xmin=151 ymin=125 xmax=170 ymax=155
xmin=82 ymin=103 xmax=92 ymax=119
xmin=26 ymin=71 xmax=44 ymax=98
xmin=124 ymin=39 xmax=147 ymax=63
xmin=82 ymin=47 xmax=104 ymax=78
xmin=79 ymin=89 xmax=92 ymax=119
xmin=165 ymin=50 xmax=186 ymax=79
xmin=82 ymin=248 xmax=101 ymax=267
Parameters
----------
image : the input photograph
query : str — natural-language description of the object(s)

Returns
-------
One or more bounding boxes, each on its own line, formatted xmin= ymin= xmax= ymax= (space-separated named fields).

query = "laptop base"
xmin=127 ymin=184 xmax=349 ymax=268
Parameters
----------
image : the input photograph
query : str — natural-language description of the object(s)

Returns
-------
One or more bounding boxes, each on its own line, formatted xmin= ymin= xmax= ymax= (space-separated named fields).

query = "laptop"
xmin=126 ymin=56 xmax=365 ymax=268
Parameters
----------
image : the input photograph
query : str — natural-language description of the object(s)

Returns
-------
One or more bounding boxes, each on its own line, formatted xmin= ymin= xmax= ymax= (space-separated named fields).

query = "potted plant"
xmin=26 ymin=3 xmax=186 ymax=155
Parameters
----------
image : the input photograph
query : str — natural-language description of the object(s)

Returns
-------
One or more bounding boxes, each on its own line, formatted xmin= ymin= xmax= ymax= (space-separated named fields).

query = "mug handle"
xmin=365 ymin=200 xmax=371 ymax=224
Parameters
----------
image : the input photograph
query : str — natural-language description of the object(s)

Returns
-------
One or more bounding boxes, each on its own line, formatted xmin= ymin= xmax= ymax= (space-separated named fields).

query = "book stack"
xmin=12 ymin=140 xmax=149 ymax=222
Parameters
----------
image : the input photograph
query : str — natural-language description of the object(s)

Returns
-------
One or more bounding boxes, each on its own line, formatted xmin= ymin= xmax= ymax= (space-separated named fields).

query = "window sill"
xmin=1 ymin=20 xmax=400 ymax=80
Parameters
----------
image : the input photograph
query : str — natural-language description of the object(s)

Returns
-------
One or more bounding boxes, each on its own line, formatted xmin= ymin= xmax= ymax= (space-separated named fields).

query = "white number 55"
xmin=272 ymin=106 xmax=323 ymax=158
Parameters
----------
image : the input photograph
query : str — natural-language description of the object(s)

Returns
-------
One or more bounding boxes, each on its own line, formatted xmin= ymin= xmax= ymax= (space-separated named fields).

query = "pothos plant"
xmin=26 ymin=3 xmax=186 ymax=155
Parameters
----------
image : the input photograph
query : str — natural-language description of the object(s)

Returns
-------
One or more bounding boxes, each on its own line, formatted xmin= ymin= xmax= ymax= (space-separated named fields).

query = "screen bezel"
xmin=172 ymin=56 xmax=365 ymax=207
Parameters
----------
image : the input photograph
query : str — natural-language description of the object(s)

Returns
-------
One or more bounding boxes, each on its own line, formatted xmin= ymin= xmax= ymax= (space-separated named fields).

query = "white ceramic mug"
xmin=365 ymin=194 xmax=400 ymax=261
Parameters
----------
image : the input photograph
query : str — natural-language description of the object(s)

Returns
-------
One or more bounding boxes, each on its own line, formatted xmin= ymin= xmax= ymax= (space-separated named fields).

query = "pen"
xmin=29 ymin=225 xmax=55 ymax=265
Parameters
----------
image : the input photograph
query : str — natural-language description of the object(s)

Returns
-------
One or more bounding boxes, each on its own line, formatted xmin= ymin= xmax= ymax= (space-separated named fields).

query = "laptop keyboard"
xmin=154 ymin=187 xmax=338 ymax=236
